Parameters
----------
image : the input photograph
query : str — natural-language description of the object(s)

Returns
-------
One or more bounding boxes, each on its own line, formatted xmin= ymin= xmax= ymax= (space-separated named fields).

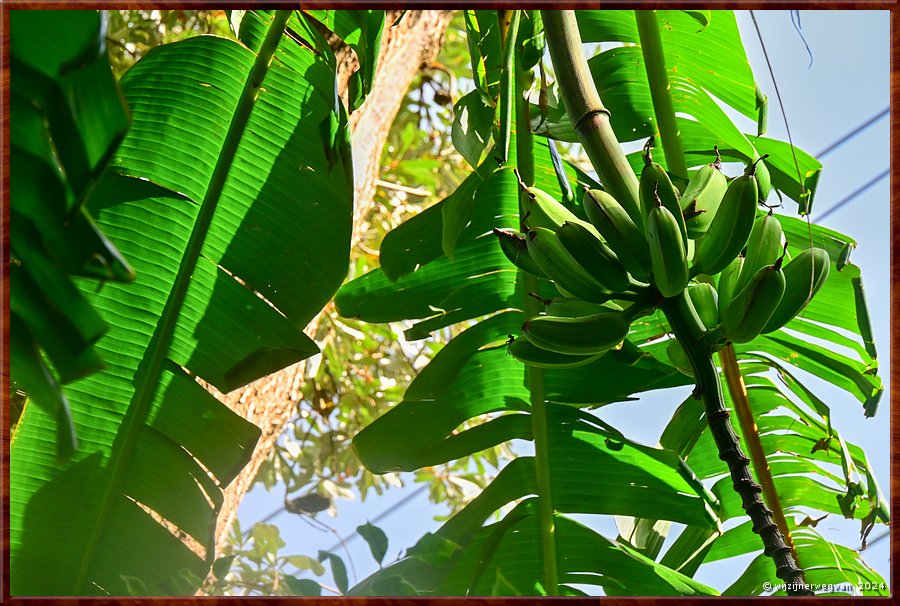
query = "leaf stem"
xmin=662 ymin=292 xmax=812 ymax=595
xmin=541 ymin=10 xmax=640 ymax=214
xmin=509 ymin=10 xmax=558 ymax=595
xmin=634 ymin=10 xmax=688 ymax=180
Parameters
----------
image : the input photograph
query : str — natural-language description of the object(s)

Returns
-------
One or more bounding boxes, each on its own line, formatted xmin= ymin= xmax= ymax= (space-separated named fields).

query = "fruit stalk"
xmin=662 ymin=291 xmax=812 ymax=595
xmin=719 ymin=344 xmax=801 ymax=568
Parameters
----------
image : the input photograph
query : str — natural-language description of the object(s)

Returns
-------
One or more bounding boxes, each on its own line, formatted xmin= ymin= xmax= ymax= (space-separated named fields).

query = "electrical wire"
xmin=816 ymin=107 xmax=889 ymax=159
xmin=816 ymin=168 xmax=889 ymax=221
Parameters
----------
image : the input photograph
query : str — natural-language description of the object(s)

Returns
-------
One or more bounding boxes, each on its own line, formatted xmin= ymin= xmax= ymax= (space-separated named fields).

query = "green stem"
xmin=541 ymin=10 xmax=639 ymax=214
xmin=662 ymin=292 xmax=812 ymax=596
xmin=509 ymin=10 xmax=558 ymax=595
xmin=720 ymin=345 xmax=802 ymax=566
xmin=634 ymin=10 xmax=688 ymax=179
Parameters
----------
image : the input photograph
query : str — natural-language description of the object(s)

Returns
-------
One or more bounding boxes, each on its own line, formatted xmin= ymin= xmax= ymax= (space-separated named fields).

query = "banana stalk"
xmin=663 ymin=291 xmax=812 ymax=595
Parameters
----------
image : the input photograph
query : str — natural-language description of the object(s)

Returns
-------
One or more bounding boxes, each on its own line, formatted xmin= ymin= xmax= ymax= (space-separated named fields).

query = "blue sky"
xmin=236 ymin=10 xmax=890 ymax=595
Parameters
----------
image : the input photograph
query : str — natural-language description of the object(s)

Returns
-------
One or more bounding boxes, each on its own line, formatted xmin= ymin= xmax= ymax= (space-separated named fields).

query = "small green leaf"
xmin=357 ymin=521 xmax=389 ymax=566
xmin=251 ymin=523 xmax=286 ymax=554
xmin=318 ymin=551 xmax=348 ymax=594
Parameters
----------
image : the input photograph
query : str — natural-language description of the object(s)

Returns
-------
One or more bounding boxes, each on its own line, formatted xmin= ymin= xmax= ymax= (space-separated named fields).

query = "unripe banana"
xmin=521 ymin=186 xmax=596 ymax=234
xmin=693 ymin=159 xmax=762 ymax=277
xmin=583 ymin=189 xmax=651 ymax=281
xmin=647 ymin=199 xmax=689 ymax=298
xmin=735 ymin=210 xmax=784 ymax=295
xmin=556 ymin=221 xmax=632 ymax=292
xmin=493 ymin=229 xmax=547 ymax=278
xmin=666 ymin=339 xmax=693 ymax=377
xmin=722 ymin=258 xmax=786 ymax=344
xmin=687 ymin=282 xmax=719 ymax=331
xmin=681 ymin=151 xmax=727 ymax=239
xmin=544 ymin=296 xmax=622 ymax=316
xmin=762 ymin=247 xmax=830 ymax=333
xmin=755 ymin=157 xmax=772 ymax=202
xmin=507 ymin=335 xmax=602 ymax=368
xmin=522 ymin=308 xmax=634 ymax=356
xmin=716 ymin=255 xmax=744 ymax=323
xmin=640 ymin=142 xmax=688 ymax=248
xmin=526 ymin=227 xmax=610 ymax=303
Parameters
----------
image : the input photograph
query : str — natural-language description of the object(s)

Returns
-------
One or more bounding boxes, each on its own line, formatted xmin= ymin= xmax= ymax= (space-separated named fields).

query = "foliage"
xmin=8 ymin=8 xmax=888 ymax=598
xmin=336 ymin=9 xmax=887 ymax=597
xmin=10 ymin=9 xmax=356 ymax=595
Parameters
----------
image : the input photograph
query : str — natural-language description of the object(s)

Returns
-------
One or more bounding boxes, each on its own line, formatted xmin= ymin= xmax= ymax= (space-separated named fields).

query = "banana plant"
xmin=10 ymin=9 xmax=384 ymax=595
xmin=336 ymin=10 xmax=886 ymax=596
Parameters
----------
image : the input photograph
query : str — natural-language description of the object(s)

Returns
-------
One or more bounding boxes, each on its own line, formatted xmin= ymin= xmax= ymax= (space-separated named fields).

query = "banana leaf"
xmin=11 ymin=10 xmax=352 ymax=595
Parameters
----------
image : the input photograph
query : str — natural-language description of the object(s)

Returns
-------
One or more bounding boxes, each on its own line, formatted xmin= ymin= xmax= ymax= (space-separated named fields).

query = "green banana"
xmin=640 ymin=141 xmax=688 ymax=248
xmin=687 ymin=282 xmax=719 ymax=331
xmin=762 ymin=247 xmax=830 ymax=333
xmin=507 ymin=335 xmax=602 ymax=368
xmin=522 ymin=307 xmax=634 ymax=355
xmin=526 ymin=227 xmax=610 ymax=303
xmin=722 ymin=257 xmax=786 ymax=344
xmin=583 ymin=189 xmax=651 ymax=280
xmin=693 ymin=159 xmax=762 ymax=277
xmin=493 ymin=229 xmax=547 ymax=278
xmin=735 ymin=210 xmax=784 ymax=295
xmin=556 ymin=221 xmax=632 ymax=293
xmin=681 ymin=150 xmax=727 ymax=239
xmin=666 ymin=339 xmax=693 ymax=377
xmin=521 ymin=186 xmax=596 ymax=234
xmin=755 ymin=157 xmax=772 ymax=202
xmin=716 ymin=255 xmax=744 ymax=323
xmin=544 ymin=296 xmax=621 ymax=316
xmin=647 ymin=199 xmax=689 ymax=298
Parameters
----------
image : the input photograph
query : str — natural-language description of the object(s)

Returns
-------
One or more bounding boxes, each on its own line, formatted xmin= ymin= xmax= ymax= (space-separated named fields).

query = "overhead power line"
xmin=817 ymin=168 xmax=889 ymax=221
xmin=816 ymin=107 xmax=889 ymax=159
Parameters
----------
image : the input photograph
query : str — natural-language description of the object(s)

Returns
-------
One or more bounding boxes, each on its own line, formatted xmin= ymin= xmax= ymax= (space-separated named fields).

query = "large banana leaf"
xmin=337 ymin=9 xmax=885 ymax=596
xmin=11 ymin=10 xmax=353 ymax=595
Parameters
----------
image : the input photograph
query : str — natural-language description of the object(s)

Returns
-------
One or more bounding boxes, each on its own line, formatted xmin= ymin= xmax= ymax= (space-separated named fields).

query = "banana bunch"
xmin=494 ymin=183 xmax=657 ymax=367
xmin=494 ymin=151 xmax=830 ymax=370
xmin=715 ymin=245 xmax=830 ymax=343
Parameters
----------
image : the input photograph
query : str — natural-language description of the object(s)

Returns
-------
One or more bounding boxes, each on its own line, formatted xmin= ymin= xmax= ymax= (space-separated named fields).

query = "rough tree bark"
xmin=211 ymin=9 xmax=455 ymax=554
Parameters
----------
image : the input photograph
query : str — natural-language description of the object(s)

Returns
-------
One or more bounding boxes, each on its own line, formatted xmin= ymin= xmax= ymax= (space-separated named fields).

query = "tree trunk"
xmin=211 ymin=9 xmax=455 ymax=555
